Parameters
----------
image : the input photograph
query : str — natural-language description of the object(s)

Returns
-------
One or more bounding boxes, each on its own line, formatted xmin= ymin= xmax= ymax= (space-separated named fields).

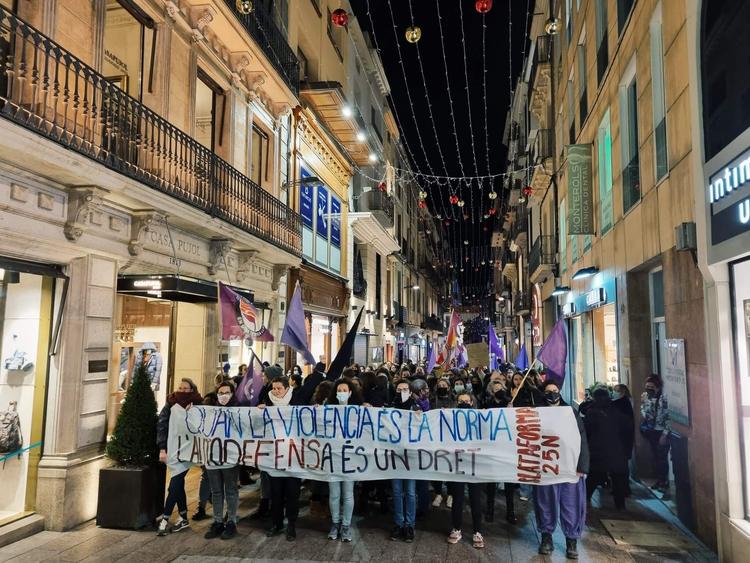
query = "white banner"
xmin=167 ymin=405 xmax=581 ymax=484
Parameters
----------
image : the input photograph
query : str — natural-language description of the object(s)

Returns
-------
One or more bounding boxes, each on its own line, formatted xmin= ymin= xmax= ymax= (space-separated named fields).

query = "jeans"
xmin=450 ymin=482 xmax=483 ymax=534
xmin=206 ymin=466 xmax=240 ymax=524
xmin=533 ymin=477 xmax=587 ymax=539
xmin=519 ymin=483 xmax=533 ymax=499
xmin=163 ymin=470 xmax=187 ymax=518
xmin=198 ymin=467 xmax=210 ymax=509
xmin=392 ymin=479 xmax=416 ymax=527
xmin=270 ymin=476 xmax=301 ymax=528
xmin=329 ymin=480 xmax=355 ymax=526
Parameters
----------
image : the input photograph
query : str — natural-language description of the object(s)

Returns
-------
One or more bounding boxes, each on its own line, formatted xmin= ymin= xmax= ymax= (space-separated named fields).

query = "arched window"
xmin=701 ymin=0 xmax=750 ymax=161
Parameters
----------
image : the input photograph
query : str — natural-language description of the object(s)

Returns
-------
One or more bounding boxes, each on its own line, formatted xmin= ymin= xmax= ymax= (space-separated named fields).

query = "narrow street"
xmin=0 ymin=470 xmax=714 ymax=563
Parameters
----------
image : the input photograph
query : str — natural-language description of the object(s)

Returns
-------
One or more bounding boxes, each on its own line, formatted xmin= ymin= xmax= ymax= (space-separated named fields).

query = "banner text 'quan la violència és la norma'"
xmin=167 ymin=405 xmax=581 ymax=484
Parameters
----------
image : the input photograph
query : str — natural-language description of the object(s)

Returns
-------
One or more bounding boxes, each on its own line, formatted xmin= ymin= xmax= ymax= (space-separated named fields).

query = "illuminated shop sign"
xmin=708 ymin=148 xmax=750 ymax=244
xmin=585 ymin=288 xmax=607 ymax=308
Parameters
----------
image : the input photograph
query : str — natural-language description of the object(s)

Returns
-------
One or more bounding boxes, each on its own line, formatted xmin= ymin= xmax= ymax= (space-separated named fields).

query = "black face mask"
xmin=545 ymin=391 xmax=561 ymax=404
xmin=457 ymin=402 xmax=472 ymax=408
xmin=646 ymin=389 xmax=656 ymax=398
xmin=494 ymin=389 xmax=506 ymax=401
xmin=437 ymin=387 xmax=449 ymax=397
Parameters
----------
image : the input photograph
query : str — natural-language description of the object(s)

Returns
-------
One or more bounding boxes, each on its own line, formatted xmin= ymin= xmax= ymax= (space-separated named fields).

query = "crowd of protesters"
xmin=155 ymin=358 xmax=667 ymax=560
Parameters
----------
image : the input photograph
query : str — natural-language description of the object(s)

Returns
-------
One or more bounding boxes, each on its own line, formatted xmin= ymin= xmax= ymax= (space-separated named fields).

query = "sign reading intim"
xmin=708 ymin=148 xmax=750 ymax=245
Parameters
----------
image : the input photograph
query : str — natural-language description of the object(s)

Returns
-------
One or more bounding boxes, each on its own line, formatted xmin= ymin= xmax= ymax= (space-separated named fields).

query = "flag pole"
xmin=508 ymin=357 xmax=542 ymax=406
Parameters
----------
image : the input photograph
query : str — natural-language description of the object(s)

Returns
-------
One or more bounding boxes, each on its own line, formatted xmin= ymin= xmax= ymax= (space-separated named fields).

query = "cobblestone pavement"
xmin=0 ymin=470 xmax=716 ymax=563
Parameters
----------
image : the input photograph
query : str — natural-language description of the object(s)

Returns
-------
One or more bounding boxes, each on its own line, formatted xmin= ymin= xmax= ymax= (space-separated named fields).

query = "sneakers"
xmin=565 ymin=538 xmax=578 ymax=559
xmin=192 ymin=507 xmax=208 ymax=521
xmin=404 ymin=526 xmax=414 ymax=543
xmin=156 ymin=517 xmax=169 ymax=537
xmin=340 ymin=526 xmax=353 ymax=542
xmin=447 ymin=529 xmax=462 ymax=544
xmin=472 ymin=532 xmax=485 ymax=549
xmin=221 ymin=521 xmax=237 ymax=540
xmin=328 ymin=522 xmax=340 ymax=540
xmin=170 ymin=518 xmax=190 ymax=533
xmin=390 ymin=525 xmax=404 ymax=541
xmin=539 ymin=532 xmax=554 ymax=555
xmin=445 ymin=495 xmax=453 ymax=509
xmin=432 ymin=494 xmax=444 ymax=507
xmin=204 ymin=521 xmax=224 ymax=539
xmin=519 ymin=494 xmax=530 ymax=502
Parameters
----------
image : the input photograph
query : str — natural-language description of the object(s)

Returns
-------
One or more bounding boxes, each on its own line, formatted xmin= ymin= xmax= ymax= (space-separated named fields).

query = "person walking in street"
xmin=640 ymin=375 xmax=671 ymax=492
xmin=534 ymin=379 xmax=589 ymax=560
xmin=156 ymin=378 xmax=203 ymax=536
xmin=446 ymin=392 xmax=485 ymax=550
xmin=263 ymin=375 xmax=303 ymax=541
xmin=203 ymin=380 xmax=241 ymax=540
xmin=430 ymin=378 xmax=455 ymax=509
xmin=325 ymin=378 xmax=363 ymax=542
xmin=583 ymin=387 xmax=632 ymax=509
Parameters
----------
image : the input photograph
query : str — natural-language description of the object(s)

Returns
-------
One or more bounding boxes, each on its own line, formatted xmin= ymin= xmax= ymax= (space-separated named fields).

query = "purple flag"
xmin=515 ymin=343 xmax=529 ymax=371
xmin=488 ymin=322 xmax=504 ymax=370
xmin=457 ymin=344 xmax=469 ymax=368
xmin=426 ymin=340 xmax=437 ymax=373
xmin=235 ymin=360 xmax=263 ymax=406
xmin=537 ymin=319 xmax=568 ymax=383
xmin=281 ymin=282 xmax=315 ymax=365
xmin=219 ymin=282 xmax=274 ymax=342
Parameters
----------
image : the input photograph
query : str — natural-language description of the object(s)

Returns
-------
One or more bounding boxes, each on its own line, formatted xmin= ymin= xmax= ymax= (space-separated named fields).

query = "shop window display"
xmin=0 ymin=272 xmax=52 ymax=523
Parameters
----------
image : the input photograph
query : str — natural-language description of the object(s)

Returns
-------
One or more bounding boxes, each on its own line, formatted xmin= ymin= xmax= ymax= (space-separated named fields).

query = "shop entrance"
xmin=569 ymin=303 xmax=620 ymax=403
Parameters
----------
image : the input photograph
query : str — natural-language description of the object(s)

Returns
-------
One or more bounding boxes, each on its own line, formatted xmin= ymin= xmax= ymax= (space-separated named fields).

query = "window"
xmin=560 ymin=198 xmax=568 ymax=273
xmin=376 ymin=253 xmax=382 ymax=319
xmin=371 ymin=106 xmax=382 ymax=142
xmin=650 ymin=3 xmax=668 ymax=181
xmin=597 ymin=109 xmax=614 ymax=234
xmin=327 ymin=8 xmax=344 ymax=60
xmin=620 ymin=60 xmax=640 ymax=213
xmin=565 ymin=0 xmax=573 ymax=44
xmin=299 ymin=168 xmax=341 ymax=274
xmin=617 ymin=0 xmax=635 ymax=34
xmin=595 ymin=0 xmax=609 ymax=84
xmin=577 ymin=43 xmax=588 ymax=125
xmin=195 ymin=70 xmax=224 ymax=152
xmin=649 ymin=268 xmax=666 ymax=376
xmin=567 ymin=76 xmax=576 ymax=144
xmin=102 ymin=0 xmax=156 ymax=101
xmin=249 ymin=125 xmax=270 ymax=190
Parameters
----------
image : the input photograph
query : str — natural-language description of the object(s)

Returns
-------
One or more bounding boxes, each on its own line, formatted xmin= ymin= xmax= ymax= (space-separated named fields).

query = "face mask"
xmin=454 ymin=385 xmax=465 ymax=394
xmin=465 ymin=382 xmax=473 ymax=392
xmin=437 ymin=387 xmax=449 ymax=397
xmin=613 ymin=392 xmax=624 ymax=401
xmin=494 ymin=389 xmax=506 ymax=400
xmin=217 ymin=392 xmax=232 ymax=406
xmin=545 ymin=391 xmax=561 ymax=405
xmin=399 ymin=390 xmax=411 ymax=403
xmin=457 ymin=402 xmax=471 ymax=408
xmin=336 ymin=391 xmax=351 ymax=404
xmin=646 ymin=389 xmax=656 ymax=398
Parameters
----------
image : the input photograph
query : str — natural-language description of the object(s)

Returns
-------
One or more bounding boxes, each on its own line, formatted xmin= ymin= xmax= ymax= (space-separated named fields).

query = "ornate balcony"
xmin=0 ymin=8 xmax=302 ymax=257
xmin=529 ymin=235 xmax=557 ymax=284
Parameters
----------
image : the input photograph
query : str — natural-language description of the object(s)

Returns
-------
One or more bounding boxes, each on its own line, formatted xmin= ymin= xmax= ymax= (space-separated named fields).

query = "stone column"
xmin=36 ymin=254 xmax=117 ymax=531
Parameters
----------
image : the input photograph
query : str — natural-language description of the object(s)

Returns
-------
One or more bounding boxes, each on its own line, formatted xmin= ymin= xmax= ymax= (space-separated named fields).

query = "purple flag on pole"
xmin=426 ymin=340 xmax=437 ymax=373
xmin=219 ymin=282 xmax=274 ymax=342
xmin=281 ymin=282 xmax=316 ymax=365
xmin=457 ymin=344 xmax=469 ymax=368
xmin=537 ymin=319 xmax=568 ymax=383
xmin=488 ymin=322 xmax=504 ymax=370
xmin=515 ymin=343 xmax=529 ymax=370
xmin=235 ymin=361 xmax=263 ymax=406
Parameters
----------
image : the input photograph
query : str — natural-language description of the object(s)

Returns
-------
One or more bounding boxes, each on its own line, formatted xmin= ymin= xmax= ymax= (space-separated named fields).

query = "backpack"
xmin=0 ymin=401 xmax=22 ymax=454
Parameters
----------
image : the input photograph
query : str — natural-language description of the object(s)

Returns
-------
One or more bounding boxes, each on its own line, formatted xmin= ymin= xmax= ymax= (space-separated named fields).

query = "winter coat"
xmin=612 ymin=397 xmax=635 ymax=456
xmin=583 ymin=398 xmax=632 ymax=474
xmin=511 ymin=382 xmax=545 ymax=407
xmin=364 ymin=385 xmax=390 ymax=407
xmin=295 ymin=370 xmax=325 ymax=406
xmin=156 ymin=391 xmax=203 ymax=450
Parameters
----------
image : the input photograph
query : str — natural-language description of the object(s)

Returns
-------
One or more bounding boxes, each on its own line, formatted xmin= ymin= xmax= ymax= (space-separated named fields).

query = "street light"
xmin=551 ymin=286 xmax=571 ymax=296
xmin=572 ymin=266 xmax=599 ymax=280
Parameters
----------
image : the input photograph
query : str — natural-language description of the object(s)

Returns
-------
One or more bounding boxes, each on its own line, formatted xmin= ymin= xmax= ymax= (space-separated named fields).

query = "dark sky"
xmin=350 ymin=0 xmax=530 ymax=306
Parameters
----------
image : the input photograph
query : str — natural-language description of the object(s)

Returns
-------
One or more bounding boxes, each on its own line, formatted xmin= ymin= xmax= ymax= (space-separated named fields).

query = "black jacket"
xmin=511 ymin=382 xmax=545 ymax=407
xmin=612 ymin=397 xmax=635 ymax=456
xmin=584 ymin=399 xmax=633 ymax=472
xmin=293 ymin=370 xmax=325 ymax=406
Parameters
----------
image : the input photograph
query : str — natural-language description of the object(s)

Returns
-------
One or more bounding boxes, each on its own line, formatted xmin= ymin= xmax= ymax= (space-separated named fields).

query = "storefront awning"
xmin=117 ymin=274 xmax=265 ymax=306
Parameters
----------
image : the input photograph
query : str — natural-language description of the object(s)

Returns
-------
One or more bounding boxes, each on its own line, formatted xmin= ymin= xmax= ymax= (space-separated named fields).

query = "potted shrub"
xmin=96 ymin=361 xmax=165 ymax=529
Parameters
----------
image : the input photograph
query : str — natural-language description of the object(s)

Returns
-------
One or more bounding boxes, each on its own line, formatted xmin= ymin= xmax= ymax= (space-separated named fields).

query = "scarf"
xmin=268 ymin=387 xmax=293 ymax=406
xmin=167 ymin=391 xmax=203 ymax=408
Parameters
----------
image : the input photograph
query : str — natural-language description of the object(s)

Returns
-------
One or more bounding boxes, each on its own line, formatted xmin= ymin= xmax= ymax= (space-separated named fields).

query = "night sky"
xmin=350 ymin=0 xmax=530 ymax=306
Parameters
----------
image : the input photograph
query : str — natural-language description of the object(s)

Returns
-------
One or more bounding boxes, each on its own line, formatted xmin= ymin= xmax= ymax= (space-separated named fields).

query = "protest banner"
xmin=167 ymin=405 xmax=581 ymax=484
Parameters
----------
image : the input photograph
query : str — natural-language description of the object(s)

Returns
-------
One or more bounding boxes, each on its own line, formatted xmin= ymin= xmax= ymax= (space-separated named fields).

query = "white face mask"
xmin=336 ymin=391 xmax=351 ymax=404
xmin=217 ymin=391 xmax=232 ymax=406
xmin=399 ymin=390 xmax=411 ymax=402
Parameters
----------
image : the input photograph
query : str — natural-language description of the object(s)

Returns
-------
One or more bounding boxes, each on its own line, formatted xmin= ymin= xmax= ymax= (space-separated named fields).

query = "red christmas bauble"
xmin=418 ymin=201 xmax=427 ymax=209
xmin=331 ymin=8 xmax=348 ymax=27
xmin=488 ymin=208 xmax=497 ymax=215
xmin=522 ymin=185 xmax=534 ymax=196
xmin=377 ymin=181 xmax=386 ymax=192
xmin=449 ymin=195 xmax=459 ymax=205
xmin=475 ymin=0 xmax=493 ymax=14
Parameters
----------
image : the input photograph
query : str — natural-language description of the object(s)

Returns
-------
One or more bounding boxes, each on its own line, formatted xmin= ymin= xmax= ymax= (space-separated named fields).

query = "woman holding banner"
xmin=534 ymin=379 xmax=589 ymax=560
xmin=325 ymin=378 xmax=364 ymax=542
xmin=446 ymin=392 xmax=485 ymax=549
xmin=430 ymin=378 xmax=455 ymax=509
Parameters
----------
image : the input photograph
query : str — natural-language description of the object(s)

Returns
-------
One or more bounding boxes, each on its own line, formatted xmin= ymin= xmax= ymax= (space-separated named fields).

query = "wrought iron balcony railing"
xmin=225 ymin=0 xmax=300 ymax=95
xmin=0 ymin=8 xmax=301 ymax=256
xmin=353 ymin=189 xmax=394 ymax=229
xmin=529 ymin=235 xmax=557 ymax=277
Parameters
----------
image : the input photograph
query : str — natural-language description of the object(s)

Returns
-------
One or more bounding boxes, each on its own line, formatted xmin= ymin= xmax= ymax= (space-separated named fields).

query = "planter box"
xmin=96 ymin=464 xmax=166 ymax=529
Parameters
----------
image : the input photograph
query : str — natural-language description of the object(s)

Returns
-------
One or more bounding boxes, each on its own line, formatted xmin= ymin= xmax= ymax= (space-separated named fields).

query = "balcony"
xmin=514 ymin=292 xmax=530 ymax=316
xmin=0 ymin=9 xmax=301 ymax=256
xmin=529 ymin=235 xmax=557 ymax=284
xmin=529 ymin=35 xmax=553 ymax=127
xmin=224 ymin=0 xmax=300 ymax=95
xmin=530 ymin=129 xmax=555 ymax=199
xmin=353 ymin=190 xmax=394 ymax=228
xmin=421 ymin=314 xmax=444 ymax=332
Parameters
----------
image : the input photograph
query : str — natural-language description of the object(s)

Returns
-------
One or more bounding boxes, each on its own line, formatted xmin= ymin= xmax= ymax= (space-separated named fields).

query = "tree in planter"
xmin=106 ymin=361 xmax=158 ymax=466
